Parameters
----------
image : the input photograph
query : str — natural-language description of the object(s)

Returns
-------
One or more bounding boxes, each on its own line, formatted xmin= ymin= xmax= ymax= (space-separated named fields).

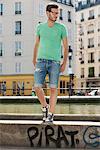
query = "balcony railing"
xmin=81 ymin=75 xmax=84 ymax=78
xmin=87 ymin=30 xmax=94 ymax=34
xmin=88 ymin=16 xmax=95 ymax=20
xmin=0 ymin=51 xmax=3 ymax=56
xmin=81 ymin=18 xmax=84 ymax=22
xmin=15 ymin=51 xmax=22 ymax=56
xmin=88 ymin=60 xmax=94 ymax=63
xmin=98 ymin=29 xmax=100 ymax=32
xmin=88 ymin=45 xmax=94 ymax=48
xmin=88 ymin=74 xmax=95 ymax=77
xmin=80 ymin=60 xmax=84 ymax=64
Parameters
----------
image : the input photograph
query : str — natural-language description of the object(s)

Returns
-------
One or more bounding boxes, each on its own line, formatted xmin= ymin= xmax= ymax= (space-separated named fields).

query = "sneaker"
xmin=45 ymin=113 xmax=54 ymax=123
xmin=41 ymin=105 xmax=49 ymax=122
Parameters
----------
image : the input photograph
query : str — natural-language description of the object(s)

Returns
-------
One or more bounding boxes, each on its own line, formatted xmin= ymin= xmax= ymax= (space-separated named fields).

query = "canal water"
xmin=0 ymin=103 xmax=100 ymax=114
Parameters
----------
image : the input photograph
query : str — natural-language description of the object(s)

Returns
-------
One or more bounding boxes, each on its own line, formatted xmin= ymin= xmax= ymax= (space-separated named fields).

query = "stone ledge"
xmin=0 ymin=120 xmax=100 ymax=149
xmin=0 ymin=96 xmax=100 ymax=103
xmin=0 ymin=113 xmax=100 ymax=121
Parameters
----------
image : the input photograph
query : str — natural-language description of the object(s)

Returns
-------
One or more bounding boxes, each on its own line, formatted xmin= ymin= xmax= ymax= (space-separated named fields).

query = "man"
xmin=33 ymin=4 xmax=68 ymax=123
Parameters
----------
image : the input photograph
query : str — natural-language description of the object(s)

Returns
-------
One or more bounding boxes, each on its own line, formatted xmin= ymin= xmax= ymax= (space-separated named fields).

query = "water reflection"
xmin=0 ymin=103 xmax=100 ymax=114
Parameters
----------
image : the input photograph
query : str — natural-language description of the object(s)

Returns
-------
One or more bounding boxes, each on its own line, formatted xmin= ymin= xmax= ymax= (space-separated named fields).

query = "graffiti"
xmin=27 ymin=125 xmax=79 ymax=148
xmin=83 ymin=126 xmax=100 ymax=148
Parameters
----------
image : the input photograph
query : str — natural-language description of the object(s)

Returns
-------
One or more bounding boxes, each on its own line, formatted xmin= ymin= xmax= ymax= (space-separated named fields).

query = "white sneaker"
xmin=45 ymin=113 xmax=54 ymax=123
xmin=41 ymin=105 xmax=49 ymax=122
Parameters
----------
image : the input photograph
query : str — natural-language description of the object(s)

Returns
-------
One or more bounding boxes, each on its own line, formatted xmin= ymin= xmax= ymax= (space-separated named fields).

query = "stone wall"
xmin=0 ymin=120 xmax=100 ymax=149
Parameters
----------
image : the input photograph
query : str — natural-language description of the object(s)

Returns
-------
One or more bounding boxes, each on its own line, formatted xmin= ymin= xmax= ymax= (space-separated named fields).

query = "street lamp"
xmin=68 ymin=46 xmax=74 ymax=96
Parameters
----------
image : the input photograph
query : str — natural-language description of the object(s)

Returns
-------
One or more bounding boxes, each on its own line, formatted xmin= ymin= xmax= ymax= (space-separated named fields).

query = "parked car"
xmin=88 ymin=89 xmax=100 ymax=96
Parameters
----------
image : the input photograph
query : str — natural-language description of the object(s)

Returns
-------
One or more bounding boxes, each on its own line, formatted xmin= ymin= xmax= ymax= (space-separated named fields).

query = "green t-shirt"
xmin=36 ymin=22 xmax=68 ymax=61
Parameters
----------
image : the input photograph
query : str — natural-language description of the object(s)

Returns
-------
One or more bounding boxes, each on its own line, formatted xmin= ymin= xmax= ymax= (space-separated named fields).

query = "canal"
xmin=0 ymin=103 xmax=100 ymax=114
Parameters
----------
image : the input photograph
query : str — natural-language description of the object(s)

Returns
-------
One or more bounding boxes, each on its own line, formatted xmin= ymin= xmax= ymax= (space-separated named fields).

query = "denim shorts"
xmin=34 ymin=59 xmax=60 ymax=88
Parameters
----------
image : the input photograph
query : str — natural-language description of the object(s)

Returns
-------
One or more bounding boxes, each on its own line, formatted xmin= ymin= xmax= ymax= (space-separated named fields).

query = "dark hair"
xmin=46 ymin=4 xmax=59 ymax=12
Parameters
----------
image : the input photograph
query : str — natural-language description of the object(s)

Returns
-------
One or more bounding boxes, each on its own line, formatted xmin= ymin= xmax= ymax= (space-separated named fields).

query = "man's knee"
xmin=50 ymin=88 xmax=57 ymax=93
xmin=34 ymin=86 xmax=42 ymax=92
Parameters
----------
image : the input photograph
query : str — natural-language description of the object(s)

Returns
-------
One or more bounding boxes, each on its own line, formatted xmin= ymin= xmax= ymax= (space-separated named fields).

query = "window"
xmin=0 ymin=42 xmax=3 ymax=56
xmin=89 ymin=10 xmax=94 ymax=19
xmin=81 ymin=68 xmax=84 ymax=78
xmin=59 ymin=9 xmax=63 ymax=20
xmin=88 ymin=38 xmax=94 ymax=48
xmin=60 ymin=80 xmax=66 ymax=94
xmin=98 ymin=7 xmax=100 ymax=17
xmin=79 ymin=26 xmax=84 ymax=35
xmin=15 ymin=41 xmax=22 ymax=56
xmin=0 ymin=4 xmax=3 ymax=15
xmin=0 ymin=23 xmax=2 ymax=34
xmin=90 ymin=0 xmax=95 ymax=4
xmin=79 ymin=38 xmax=84 ymax=49
xmin=99 ymin=66 xmax=100 ymax=76
xmin=15 ymin=2 xmax=21 ymax=14
xmin=88 ymin=52 xmax=94 ymax=63
xmin=0 ymin=63 xmax=2 ymax=73
xmin=98 ymin=36 xmax=100 ymax=47
xmin=15 ymin=62 xmax=21 ymax=73
xmin=68 ymin=11 xmax=71 ymax=22
xmin=39 ymin=3 xmax=44 ymax=16
xmin=98 ymin=22 xmax=100 ymax=31
xmin=88 ymin=67 xmax=95 ymax=77
xmin=98 ymin=51 xmax=100 ymax=61
xmin=82 ymin=0 xmax=87 ymax=5
xmin=87 ymin=24 xmax=94 ymax=34
xmin=15 ymin=21 xmax=21 ymax=34
xmin=81 ymin=13 xmax=84 ymax=21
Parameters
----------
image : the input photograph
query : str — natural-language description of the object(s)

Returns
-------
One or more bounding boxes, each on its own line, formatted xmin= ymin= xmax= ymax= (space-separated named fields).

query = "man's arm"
xmin=60 ymin=37 xmax=68 ymax=72
xmin=32 ymin=36 xmax=40 ymax=67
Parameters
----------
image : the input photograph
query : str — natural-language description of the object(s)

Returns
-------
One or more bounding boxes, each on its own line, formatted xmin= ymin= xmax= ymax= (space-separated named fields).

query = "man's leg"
xmin=34 ymin=86 xmax=47 ymax=108
xmin=49 ymin=87 xmax=57 ymax=113
xmin=34 ymin=59 xmax=49 ymax=122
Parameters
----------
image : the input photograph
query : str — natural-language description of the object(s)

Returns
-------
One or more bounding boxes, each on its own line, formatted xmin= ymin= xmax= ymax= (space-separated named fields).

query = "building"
xmin=0 ymin=0 xmax=75 ymax=95
xmin=75 ymin=0 xmax=100 ymax=89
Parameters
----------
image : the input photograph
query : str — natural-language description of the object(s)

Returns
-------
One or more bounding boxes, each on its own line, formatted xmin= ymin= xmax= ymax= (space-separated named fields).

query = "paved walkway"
xmin=0 ymin=147 xmax=96 ymax=150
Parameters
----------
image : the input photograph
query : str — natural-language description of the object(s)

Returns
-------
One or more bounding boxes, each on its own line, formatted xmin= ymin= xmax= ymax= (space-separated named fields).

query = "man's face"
xmin=47 ymin=8 xmax=59 ymax=22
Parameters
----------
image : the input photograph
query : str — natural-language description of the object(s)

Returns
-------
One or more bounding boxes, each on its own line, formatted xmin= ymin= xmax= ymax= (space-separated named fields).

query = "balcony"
xmin=0 ymin=51 xmax=3 ymax=56
xmin=98 ymin=29 xmax=100 ymax=32
xmin=88 ymin=16 xmax=95 ymax=20
xmin=87 ymin=30 xmax=94 ymax=34
xmin=68 ymin=19 xmax=71 ymax=22
xmin=81 ymin=75 xmax=84 ymax=78
xmin=98 ymin=43 xmax=100 ymax=47
xmin=80 ymin=60 xmax=84 ymax=64
xmin=80 ymin=46 xmax=84 ymax=50
xmin=99 ymin=74 xmax=100 ymax=77
xmin=81 ymin=18 xmax=84 ymax=22
xmin=98 ymin=14 xmax=100 ymax=17
xmin=0 ymin=12 xmax=3 ymax=15
xmin=15 ymin=11 xmax=21 ymax=15
xmin=88 ymin=60 xmax=94 ymax=63
xmin=88 ymin=74 xmax=95 ymax=77
xmin=88 ymin=45 xmax=94 ymax=48
xmin=15 ymin=51 xmax=22 ymax=56
xmin=98 ymin=58 xmax=100 ymax=62
xmin=59 ymin=16 xmax=63 ymax=20
xmin=80 ymin=32 xmax=84 ymax=36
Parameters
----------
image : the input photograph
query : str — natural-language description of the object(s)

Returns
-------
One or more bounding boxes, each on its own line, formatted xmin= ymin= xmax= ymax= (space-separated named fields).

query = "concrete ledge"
xmin=0 ymin=96 xmax=100 ymax=103
xmin=0 ymin=113 xmax=100 ymax=122
xmin=0 ymin=120 xmax=100 ymax=149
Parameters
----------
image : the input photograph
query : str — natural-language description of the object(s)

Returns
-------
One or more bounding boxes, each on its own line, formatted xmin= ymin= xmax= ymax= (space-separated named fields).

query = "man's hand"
xmin=32 ymin=59 xmax=36 ymax=67
xmin=60 ymin=62 xmax=66 ymax=72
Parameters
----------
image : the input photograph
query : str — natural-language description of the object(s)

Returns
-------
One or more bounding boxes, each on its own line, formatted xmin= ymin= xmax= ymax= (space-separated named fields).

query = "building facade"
xmin=75 ymin=0 xmax=100 ymax=89
xmin=0 ymin=0 xmax=75 ymax=95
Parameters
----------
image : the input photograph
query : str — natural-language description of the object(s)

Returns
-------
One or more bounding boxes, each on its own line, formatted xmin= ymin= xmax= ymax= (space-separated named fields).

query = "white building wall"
xmin=0 ymin=0 xmax=75 ymax=75
xmin=75 ymin=3 xmax=100 ymax=88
